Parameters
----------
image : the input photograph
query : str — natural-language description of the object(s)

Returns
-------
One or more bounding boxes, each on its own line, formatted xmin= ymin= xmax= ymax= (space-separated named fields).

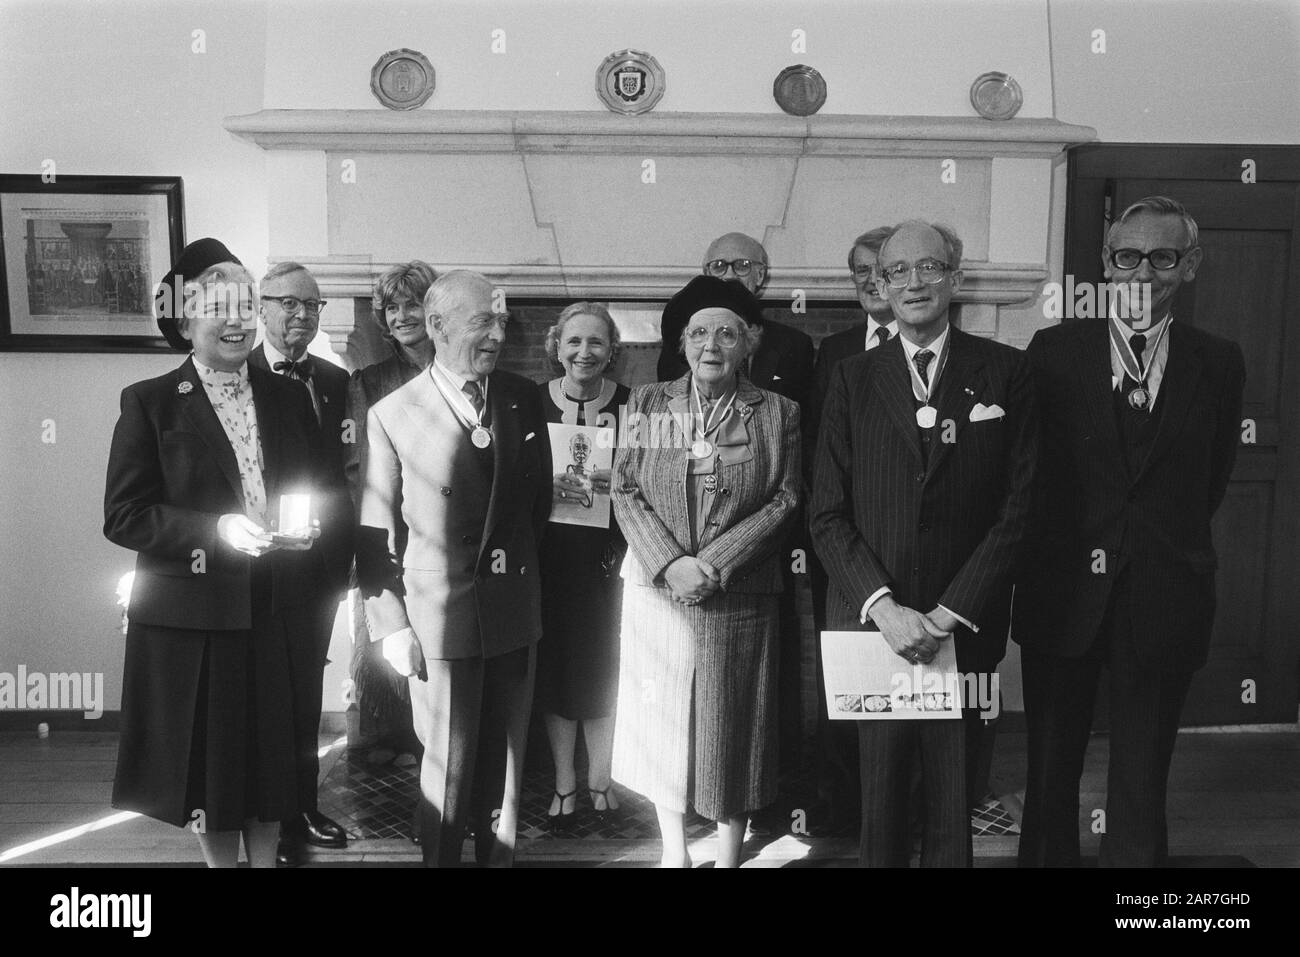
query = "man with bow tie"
xmin=357 ymin=270 xmax=551 ymax=866
xmin=1016 ymin=197 xmax=1246 ymax=867
xmin=250 ymin=261 xmax=355 ymax=865
xmin=811 ymin=220 xmax=1038 ymax=866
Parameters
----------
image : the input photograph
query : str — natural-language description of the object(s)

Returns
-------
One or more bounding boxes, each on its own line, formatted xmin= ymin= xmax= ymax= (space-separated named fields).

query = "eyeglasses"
xmin=686 ymin=325 xmax=741 ymax=347
xmin=261 ymin=295 xmax=327 ymax=315
xmin=704 ymin=258 xmax=765 ymax=279
xmin=880 ymin=260 xmax=952 ymax=288
xmin=1108 ymin=248 xmax=1189 ymax=271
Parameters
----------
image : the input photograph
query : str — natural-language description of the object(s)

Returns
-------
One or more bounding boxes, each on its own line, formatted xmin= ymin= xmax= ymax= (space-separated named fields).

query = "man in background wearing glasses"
xmin=812 ymin=220 xmax=1038 ymax=866
xmin=1016 ymin=196 xmax=1246 ymax=867
xmin=658 ymin=232 xmax=815 ymax=411
xmin=251 ymin=261 xmax=356 ymax=865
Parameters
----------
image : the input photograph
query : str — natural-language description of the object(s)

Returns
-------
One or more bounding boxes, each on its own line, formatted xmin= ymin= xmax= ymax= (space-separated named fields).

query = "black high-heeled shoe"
xmin=548 ymin=788 xmax=577 ymax=829
xmin=587 ymin=785 xmax=620 ymax=819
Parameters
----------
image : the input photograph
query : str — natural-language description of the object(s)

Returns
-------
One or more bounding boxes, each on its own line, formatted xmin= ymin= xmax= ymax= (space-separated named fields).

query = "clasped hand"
xmin=218 ymin=514 xmax=319 ymax=557
xmin=664 ymin=556 xmax=720 ymax=606
xmin=869 ymin=595 xmax=957 ymax=665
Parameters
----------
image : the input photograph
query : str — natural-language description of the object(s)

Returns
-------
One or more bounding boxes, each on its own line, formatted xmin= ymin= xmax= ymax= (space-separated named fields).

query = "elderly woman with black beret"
xmin=611 ymin=276 xmax=801 ymax=867
xmin=104 ymin=238 xmax=329 ymax=867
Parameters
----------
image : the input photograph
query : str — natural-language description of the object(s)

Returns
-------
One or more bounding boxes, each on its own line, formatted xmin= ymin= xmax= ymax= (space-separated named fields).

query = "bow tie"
xmin=273 ymin=357 xmax=313 ymax=380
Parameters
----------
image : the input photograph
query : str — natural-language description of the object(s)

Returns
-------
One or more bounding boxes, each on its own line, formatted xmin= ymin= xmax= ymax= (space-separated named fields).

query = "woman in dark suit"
xmin=343 ymin=261 xmax=438 ymax=761
xmin=611 ymin=276 xmax=801 ymax=867
xmin=104 ymin=238 xmax=327 ymax=868
xmin=536 ymin=303 xmax=630 ymax=824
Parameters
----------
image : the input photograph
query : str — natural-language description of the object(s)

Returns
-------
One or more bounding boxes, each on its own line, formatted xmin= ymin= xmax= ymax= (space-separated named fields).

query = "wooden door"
xmin=1066 ymin=145 xmax=1300 ymax=725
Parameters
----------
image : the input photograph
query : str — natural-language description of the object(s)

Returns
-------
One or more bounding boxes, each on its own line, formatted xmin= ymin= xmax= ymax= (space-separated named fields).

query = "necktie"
xmin=462 ymin=379 xmax=485 ymax=415
xmin=273 ymin=357 xmax=312 ymax=380
xmin=871 ymin=325 xmax=891 ymax=349
xmin=1129 ymin=334 xmax=1148 ymax=376
xmin=913 ymin=349 xmax=934 ymax=389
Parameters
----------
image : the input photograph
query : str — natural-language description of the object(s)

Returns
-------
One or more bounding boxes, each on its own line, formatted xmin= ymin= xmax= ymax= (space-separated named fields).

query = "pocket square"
xmin=525 ymin=431 xmax=536 ymax=441
xmin=969 ymin=403 xmax=1005 ymax=422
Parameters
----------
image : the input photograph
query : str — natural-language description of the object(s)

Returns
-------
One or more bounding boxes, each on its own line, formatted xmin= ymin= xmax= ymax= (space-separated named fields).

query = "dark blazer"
xmin=248 ymin=344 xmax=354 ymax=594
xmin=810 ymin=326 xmax=1038 ymax=672
xmin=103 ymin=357 xmax=328 ymax=631
xmin=659 ymin=315 xmax=815 ymax=409
xmin=1014 ymin=319 xmax=1245 ymax=670
xmin=613 ymin=373 xmax=802 ymax=593
xmin=357 ymin=368 xmax=552 ymax=660
xmin=806 ymin=322 xmax=870 ymax=481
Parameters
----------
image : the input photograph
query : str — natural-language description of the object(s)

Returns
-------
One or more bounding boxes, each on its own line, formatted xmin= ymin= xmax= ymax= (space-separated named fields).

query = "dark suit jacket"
xmin=103 ymin=357 xmax=329 ymax=631
xmin=248 ymin=344 xmax=354 ymax=594
xmin=659 ymin=315 xmax=815 ymax=409
xmin=810 ymin=327 xmax=1038 ymax=672
xmin=806 ymin=322 xmax=871 ymax=482
xmin=357 ymin=368 xmax=552 ymax=660
xmin=1014 ymin=319 xmax=1245 ymax=670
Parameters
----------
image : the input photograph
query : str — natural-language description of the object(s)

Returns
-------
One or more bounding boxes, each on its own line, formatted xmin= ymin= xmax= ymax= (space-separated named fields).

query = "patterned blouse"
xmin=192 ymin=357 xmax=267 ymax=525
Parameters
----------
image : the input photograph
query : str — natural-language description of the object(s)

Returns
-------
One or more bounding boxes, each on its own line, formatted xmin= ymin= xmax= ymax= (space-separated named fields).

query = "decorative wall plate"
xmin=595 ymin=49 xmax=666 ymax=115
xmin=371 ymin=49 xmax=436 ymax=111
xmin=773 ymin=64 xmax=827 ymax=116
xmin=969 ymin=71 xmax=1023 ymax=120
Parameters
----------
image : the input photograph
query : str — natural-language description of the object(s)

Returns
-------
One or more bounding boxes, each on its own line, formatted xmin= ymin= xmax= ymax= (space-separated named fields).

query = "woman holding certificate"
xmin=104 ymin=238 xmax=327 ymax=868
xmin=611 ymin=277 xmax=801 ymax=867
xmin=537 ymin=303 xmax=630 ymax=825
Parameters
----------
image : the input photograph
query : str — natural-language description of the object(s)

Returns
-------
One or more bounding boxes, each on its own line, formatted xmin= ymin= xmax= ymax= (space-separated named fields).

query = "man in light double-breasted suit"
xmin=357 ymin=270 xmax=551 ymax=867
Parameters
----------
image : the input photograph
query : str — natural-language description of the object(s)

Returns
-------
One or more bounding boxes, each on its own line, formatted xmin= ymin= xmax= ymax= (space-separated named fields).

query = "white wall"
xmin=0 ymin=0 xmax=270 ymax=712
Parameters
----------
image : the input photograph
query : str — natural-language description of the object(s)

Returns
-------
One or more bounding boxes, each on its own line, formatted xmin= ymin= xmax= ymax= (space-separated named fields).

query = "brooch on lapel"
xmin=739 ymin=404 xmax=753 ymax=418
xmin=177 ymin=381 xmax=193 ymax=396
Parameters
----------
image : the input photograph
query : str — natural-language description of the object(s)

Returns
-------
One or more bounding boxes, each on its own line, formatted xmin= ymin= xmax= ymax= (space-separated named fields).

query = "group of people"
xmin=30 ymin=254 xmax=148 ymax=314
xmin=104 ymin=193 xmax=1244 ymax=868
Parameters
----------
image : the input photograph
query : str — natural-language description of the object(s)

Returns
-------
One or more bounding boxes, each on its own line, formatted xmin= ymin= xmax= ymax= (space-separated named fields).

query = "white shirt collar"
xmin=260 ymin=339 xmax=304 ymax=369
xmin=432 ymin=356 xmax=483 ymax=391
xmin=1109 ymin=311 xmax=1171 ymax=344
xmin=865 ymin=317 xmax=899 ymax=347
xmin=898 ymin=324 xmax=950 ymax=365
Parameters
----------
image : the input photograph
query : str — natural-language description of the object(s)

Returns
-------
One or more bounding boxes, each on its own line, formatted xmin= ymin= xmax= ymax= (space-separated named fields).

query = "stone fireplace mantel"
xmin=224 ymin=108 xmax=1095 ymax=358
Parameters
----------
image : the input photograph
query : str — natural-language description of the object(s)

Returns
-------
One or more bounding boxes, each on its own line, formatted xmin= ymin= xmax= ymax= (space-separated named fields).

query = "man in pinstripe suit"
xmin=1015 ymin=197 xmax=1245 ymax=867
xmin=811 ymin=220 xmax=1038 ymax=866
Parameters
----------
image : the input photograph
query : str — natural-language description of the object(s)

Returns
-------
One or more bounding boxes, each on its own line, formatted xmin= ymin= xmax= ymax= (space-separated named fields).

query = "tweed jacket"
xmin=612 ymin=372 xmax=801 ymax=594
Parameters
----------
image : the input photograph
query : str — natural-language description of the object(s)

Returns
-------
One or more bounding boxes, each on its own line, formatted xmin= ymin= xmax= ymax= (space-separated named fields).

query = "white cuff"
xmin=860 ymin=586 xmax=893 ymax=624
xmin=938 ymin=604 xmax=978 ymax=632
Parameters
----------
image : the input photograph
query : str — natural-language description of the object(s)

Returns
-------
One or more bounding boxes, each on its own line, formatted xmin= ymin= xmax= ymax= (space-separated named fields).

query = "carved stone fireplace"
xmin=224 ymin=108 xmax=1095 ymax=375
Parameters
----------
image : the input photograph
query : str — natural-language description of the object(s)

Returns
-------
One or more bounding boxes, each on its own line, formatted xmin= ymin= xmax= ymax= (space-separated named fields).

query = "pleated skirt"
xmin=611 ymin=584 xmax=778 ymax=821
xmin=112 ymin=577 xmax=298 ymax=830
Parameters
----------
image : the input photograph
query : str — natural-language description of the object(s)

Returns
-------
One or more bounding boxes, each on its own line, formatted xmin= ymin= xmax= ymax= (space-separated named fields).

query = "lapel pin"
xmin=964 ymin=387 xmax=974 ymax=396
xmin=177 ymin=381 xmax=193 ymax=395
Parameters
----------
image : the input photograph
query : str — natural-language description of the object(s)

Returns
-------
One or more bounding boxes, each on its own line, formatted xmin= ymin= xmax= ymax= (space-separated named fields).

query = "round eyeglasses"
xmin=686 ymin=325 xmax=741 ymax=347
xmin=704 ymin=258 xmax=764 ymax=279
xmin=880 ymin=260 xmax=952 ymax=288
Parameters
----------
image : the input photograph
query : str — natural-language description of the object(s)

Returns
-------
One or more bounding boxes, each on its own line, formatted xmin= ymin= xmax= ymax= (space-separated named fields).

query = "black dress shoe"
xmin=300 ymin=810 xmax=347 ymax=848
xmin=276 ymin=833 xmax=305 ymax=867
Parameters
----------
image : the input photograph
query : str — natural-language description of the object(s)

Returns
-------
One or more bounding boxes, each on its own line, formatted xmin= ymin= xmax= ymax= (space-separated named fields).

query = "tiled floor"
xmin=321 ymin=741 xmax=1019 ymax=847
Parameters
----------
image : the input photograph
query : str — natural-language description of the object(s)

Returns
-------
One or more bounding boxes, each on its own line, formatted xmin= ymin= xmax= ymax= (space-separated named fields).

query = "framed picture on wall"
xmin=0 ymin=174 xmax=184 ymax=352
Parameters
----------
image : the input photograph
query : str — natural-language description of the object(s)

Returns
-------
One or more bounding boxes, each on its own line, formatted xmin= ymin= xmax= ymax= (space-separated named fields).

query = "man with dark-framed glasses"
xmin=249 ymin=261 xmax=355 ymax=865
xmin=1016 ymin=196 xmax=1246 ymax=866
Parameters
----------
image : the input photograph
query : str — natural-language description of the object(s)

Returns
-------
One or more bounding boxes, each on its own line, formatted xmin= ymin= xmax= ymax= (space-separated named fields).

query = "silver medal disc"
xmin=916 ymin=406 xmax=937 ymax=429
xmin=471 ymin=426 xmax=492 ymax=448
xmin=692 ymin=439 xmax=713 ymax=458
xmin=1127 ymin=387 xmax=1150 ymax=411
